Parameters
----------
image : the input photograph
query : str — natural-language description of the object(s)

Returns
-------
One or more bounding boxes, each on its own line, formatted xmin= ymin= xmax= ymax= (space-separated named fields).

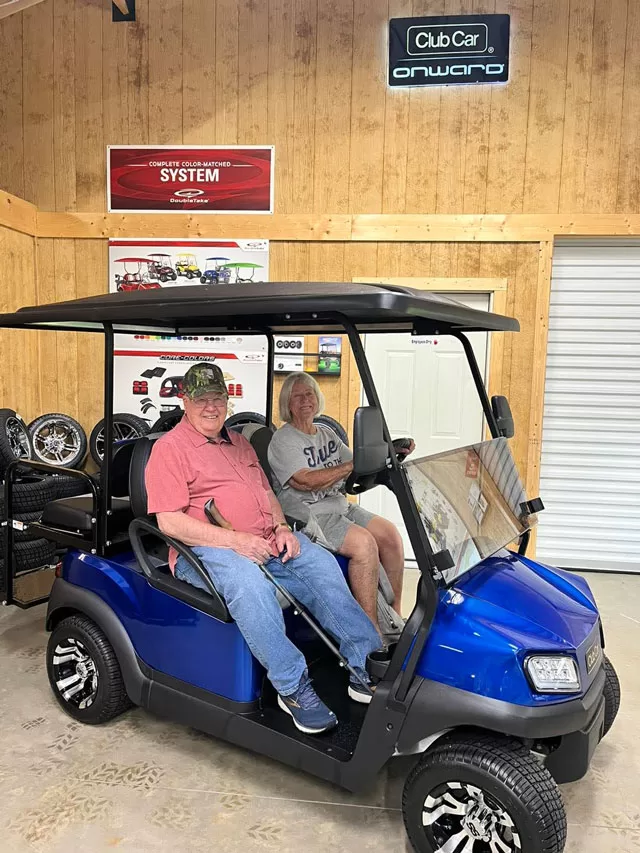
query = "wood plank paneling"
xmin=616 ymin=0 xmax=640 ymax=212
xmin=183 ymin=0 xmax=216 ymax=144
xmin=53 ymin=0 xmax=77 ymax=212
xmin=23 ymin=0 xmax=55 ymax=209
xmin=148 ymin=0 xmax=183 ymax=146
xmin=74 ymin=0 xmax=103 ymax=210
xmin=0 ymin=13 xmax=24 ymax=199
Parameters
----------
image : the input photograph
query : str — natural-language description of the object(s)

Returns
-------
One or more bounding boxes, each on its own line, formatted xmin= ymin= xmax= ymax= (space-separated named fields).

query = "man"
xmin=145 ymin=362 xmax=381 ymax=735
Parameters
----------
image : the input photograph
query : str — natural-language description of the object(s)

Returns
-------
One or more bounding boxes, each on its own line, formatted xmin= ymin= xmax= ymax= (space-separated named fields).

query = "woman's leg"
xmin=364 ymin=515 xmax=405 ymax=607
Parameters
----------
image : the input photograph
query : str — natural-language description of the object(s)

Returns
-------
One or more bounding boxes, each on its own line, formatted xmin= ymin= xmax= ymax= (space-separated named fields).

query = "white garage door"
xmin=536 ymin=242 xmax=640 ymax=573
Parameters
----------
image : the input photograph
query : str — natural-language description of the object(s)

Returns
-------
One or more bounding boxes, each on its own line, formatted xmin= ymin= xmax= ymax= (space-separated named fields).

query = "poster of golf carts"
xmin=108 ymin=239 xmax=270 ymax=422
xmin=108 ymin=238 xmax=269 ymax=292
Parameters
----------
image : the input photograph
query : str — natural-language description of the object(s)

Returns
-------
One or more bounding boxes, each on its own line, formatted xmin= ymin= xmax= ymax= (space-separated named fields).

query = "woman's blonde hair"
xmin=278 ymin=372 xmax=325 ymax=423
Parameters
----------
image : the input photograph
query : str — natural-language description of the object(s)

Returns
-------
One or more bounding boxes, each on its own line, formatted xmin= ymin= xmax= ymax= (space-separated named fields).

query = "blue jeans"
xmin=175 ymin=532 xmax=380 ymax=696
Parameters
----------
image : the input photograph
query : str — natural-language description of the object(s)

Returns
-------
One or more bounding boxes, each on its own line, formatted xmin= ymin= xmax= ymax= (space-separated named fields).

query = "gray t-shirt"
xmin=268 ymin=422 xmax=353 ymax=514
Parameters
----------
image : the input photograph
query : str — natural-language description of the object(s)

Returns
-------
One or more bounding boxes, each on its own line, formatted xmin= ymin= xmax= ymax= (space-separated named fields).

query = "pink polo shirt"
xmin=145 ymin=416 xmax=277 ymax=572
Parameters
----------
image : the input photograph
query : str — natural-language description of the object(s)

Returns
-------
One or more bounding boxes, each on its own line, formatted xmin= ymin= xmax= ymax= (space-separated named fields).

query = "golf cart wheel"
xmin=89 ymin=413 xmax=150 ymax=465
xmin=200 ymin=276 xmax=207 ymax=284
xmin=313 ymin=415 xmax=349 ymax=446
xmin=186 ymin=271 xmax=194 ymax=279
xmin=47 ymin=472 xmax=91 ymax=500
xmin=403 ymin=732 xmax=567 ymax=853
xmin=225 ymin=411 xmax=267 ymax=431
xmin=602 ymin=655 xmax=621 ymax=737
xmin=7 ymin=475 xmax=56 ymax=515
xmin=150 ymin=408 xmax=184 ymax=433
xmin=0 ymin=408 xmax=33 ymax=474
xmin=28 ymin=413 xmax=88 ymax=469
xmin=47 ymin=615 xmax=132 ymax=724
xmin=160 ymin=274 xmax=167 ymax=282
xmin=14 ymin=538 xmax=56 ymax=571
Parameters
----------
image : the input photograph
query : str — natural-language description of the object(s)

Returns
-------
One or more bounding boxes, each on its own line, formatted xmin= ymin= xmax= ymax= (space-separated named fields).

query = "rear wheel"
xmin=602 ymin=655 xmax=621 ymax=737
xmin=28 ymin=413 xmax=88 ymax=468
xmin=150 ymin=408 xmax=184 ymax=433
xmin=403 ymin=732 xmax=567 ymax=853
xmin=0 ymin=409 xmax=33 ymax=475
xmin=47 ymin=615 xmax=132 ymax=724
xmin=225 ymin=411 xmax=266 ymax=431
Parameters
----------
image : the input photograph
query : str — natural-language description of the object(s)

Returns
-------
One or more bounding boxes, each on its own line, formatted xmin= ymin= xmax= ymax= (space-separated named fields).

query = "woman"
xmin=268 ymin=372 xmax=412 ymax=633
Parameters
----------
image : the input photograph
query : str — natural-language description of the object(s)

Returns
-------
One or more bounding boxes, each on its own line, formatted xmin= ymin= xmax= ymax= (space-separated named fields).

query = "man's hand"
xmin=232 ymin=531 xmax=272 ymax=564
xmin=274 ymin=527 xmax=300 ymax=563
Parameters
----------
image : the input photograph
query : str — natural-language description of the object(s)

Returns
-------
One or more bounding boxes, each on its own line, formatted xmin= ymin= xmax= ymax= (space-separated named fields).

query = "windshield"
xmin=404 ymin=437 xmax=537 ymax=585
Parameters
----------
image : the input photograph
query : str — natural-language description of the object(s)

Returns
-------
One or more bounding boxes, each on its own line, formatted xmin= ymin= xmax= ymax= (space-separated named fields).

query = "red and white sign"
xmin=107 ymin=146 xmax=274 ymax=214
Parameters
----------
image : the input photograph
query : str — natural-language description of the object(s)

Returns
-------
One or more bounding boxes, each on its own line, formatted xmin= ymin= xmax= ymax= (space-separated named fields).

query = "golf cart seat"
xmin=40 ymin=441 xmax=135 ymax=537
xmin=127 ymin=434 xmax=290 ymax=622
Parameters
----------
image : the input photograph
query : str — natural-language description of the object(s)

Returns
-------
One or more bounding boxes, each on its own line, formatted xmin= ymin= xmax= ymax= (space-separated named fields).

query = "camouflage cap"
xmin=182 ymin=362 xmax=228 ymax=399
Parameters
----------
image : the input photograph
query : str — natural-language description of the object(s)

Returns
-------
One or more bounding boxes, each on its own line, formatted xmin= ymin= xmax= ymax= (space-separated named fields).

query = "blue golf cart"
xmin=0 ymin=283 xmax=620 ymax=853
xmin=199 ymin=257 xmax=231 ymax=284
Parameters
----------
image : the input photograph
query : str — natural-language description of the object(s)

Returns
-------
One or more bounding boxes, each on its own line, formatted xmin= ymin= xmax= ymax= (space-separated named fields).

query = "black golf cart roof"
xmin=0 ymin=281 xmax=519 ymax=335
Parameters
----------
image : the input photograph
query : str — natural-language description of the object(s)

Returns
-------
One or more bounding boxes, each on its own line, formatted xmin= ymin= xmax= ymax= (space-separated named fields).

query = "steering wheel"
xmin=344 ymin=437 xmax=414 ymax=495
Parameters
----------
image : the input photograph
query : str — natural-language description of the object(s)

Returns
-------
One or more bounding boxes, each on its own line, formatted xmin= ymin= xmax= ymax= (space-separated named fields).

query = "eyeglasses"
xmin=190 ymin=395 xmax=228 ymax=409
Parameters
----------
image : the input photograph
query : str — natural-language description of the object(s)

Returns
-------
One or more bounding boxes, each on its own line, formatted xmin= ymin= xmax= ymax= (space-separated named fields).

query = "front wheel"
xmin=602 ymin=655 xmax=621 ymax=737
xmin=403 ymin=732 xmax=567 ymax=853
xmin=47 ymin=615 xmax=133 ymax=724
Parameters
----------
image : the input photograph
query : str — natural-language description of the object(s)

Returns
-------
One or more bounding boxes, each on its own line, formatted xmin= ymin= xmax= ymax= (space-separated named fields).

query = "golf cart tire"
xmin=0 ymin=408 xmax=33 ymax=475
xmin=28 ymin=413 xmax=88 ymax=469
xmin=313 ymin=415 xmax=349 ymax=446
xmin=150 ymin=408 xmax=184 ymax=433
xmin=48 ymin=472 xmax=92 ymax=500
xmin=403 ymin=732 xmax=567 ymax=853
xmin=13 ymin=537 xmax=56 ymax=571
xmin=225 ymin=412 xmax=267 ymax=431
xmin=89 ymin=413 xmax=150 ymax=464
xmin=602 ymin=655 xmax=621 ymax=738
xmin=7 ymin=475 xmax=56 ymax=515
xmin=47 ymin=615 xmax=133 ymax=724
xmin=200 ymin=276 xmax=207 ymax=284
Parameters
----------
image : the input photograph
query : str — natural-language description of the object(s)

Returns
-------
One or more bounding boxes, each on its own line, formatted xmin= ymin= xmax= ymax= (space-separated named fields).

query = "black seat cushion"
xmin=129 ymin=433 xmax=163 ymax=518
xmin=41 ymin=495 xmax=133 ymax=534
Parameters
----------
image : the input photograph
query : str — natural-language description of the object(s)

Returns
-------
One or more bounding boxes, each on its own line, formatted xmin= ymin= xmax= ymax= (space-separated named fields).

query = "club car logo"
xmin=389 ymin=14 xmax=510 ymax=88
xmin=173 ymin=188 xmax=205 ymax=198
xmin=586 ymin=639 xmax=601 ymax=674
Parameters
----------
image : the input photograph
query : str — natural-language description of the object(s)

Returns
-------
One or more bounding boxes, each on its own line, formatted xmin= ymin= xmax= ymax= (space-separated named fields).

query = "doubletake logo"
xmin=389 ymin=14 xmax=510 ymax=87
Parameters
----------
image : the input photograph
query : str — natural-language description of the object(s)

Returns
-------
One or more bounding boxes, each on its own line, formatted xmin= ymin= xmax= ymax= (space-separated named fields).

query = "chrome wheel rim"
xmin=51 ymin=637 xmax=98 ymax=710
xmin=32 ymin=419 xmax=81 ymax=465
xmin=95 ymin=421 xmax=144 ymax=460
xmin=5 ymin=416 xmax=31 ymax=458
xmin=423 ymin=782 xmax=521 ymax=853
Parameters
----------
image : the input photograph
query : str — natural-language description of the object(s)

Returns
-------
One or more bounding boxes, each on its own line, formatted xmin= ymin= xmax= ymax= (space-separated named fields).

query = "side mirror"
xmin=352 ymin=407 xmax=388 ymax=475
xmin=491 ymin=395 xmax=515 ymax=439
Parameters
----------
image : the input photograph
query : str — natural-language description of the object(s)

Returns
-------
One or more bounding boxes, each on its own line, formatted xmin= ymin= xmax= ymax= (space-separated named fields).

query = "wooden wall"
xmin=0 ymin=0 xmax=639 ymax=215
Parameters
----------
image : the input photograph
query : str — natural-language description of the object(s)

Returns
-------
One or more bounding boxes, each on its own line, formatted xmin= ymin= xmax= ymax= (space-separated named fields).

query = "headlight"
xmin=525 ymin=655 xmax=581 ymax=693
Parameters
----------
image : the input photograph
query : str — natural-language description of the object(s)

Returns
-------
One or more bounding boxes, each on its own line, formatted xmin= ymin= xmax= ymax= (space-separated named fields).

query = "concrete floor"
xmin=1 ymin=570 xmax=638 ymax=853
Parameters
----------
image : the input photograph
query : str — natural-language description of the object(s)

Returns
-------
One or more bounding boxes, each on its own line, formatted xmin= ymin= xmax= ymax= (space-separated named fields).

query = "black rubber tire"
xmin=602 ymin=655 xmax=621 ymax=738
xmin=150 ymin=408 xmax=184 ymax=433
xmin=225 ymin=411 xmax=267 ymax=431
xmin=0 ymin=409 xmax=33 ymax=476
xmin=313 ymin=415 xmax=349 ymax=445
xmin=89 ymin=413 xmax=150 ymax=464
xmin=13 ymin=538 xmax=56 ymax=571
xmin=47 ymin=472 xmax=92 ymax=500
xmin=46 ymin=614 xmax=133 ymax=724
xmin=27 ymin=413 xmax=88 ymax=469
xmin=403 ymin=732 xmax=567 ymax=853
xmin=7 ymin=476 xmax=56 ymax=515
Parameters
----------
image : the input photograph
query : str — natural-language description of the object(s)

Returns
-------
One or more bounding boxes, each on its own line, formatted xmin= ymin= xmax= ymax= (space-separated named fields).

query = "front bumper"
xmin=545 ymin=693 xmax=605 ymax=783
xmin=398 ymin=663 xmax=607 ymax=756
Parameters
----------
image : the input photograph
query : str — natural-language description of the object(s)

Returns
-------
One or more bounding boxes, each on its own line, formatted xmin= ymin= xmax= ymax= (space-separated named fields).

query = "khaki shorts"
xmin=313 ymin=503 xmax=378 ymax=552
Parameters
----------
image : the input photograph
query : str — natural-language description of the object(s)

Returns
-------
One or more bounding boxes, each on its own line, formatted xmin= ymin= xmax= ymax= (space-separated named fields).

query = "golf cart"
xmin=175 ymin=253 xmax=201 ymax=280
xmin=0 ymin=283 xmax=619 ymax=853
xmin=220 ymin=261 xmax=264 ymax=282
xmin=146 ymin=254 xmax=177 ymax=283
xmin=113 ymin=258 xmax=161 ymax=293
xmin=200 ymin=257 xmax=232 ymax=284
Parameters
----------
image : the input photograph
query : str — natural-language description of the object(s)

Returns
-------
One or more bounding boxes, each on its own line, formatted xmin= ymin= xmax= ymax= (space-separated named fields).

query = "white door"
xmin=360 ymin=293 xmax=490 ymax=557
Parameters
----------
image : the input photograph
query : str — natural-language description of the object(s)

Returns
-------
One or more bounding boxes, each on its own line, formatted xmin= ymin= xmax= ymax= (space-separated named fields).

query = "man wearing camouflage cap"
xmin=145 ymin=362 xmax=380 ymax=735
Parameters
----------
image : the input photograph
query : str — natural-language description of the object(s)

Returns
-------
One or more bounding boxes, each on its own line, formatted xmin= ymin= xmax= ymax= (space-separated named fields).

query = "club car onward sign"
xmin=389 ymin=14 xmax=510 ymax=87
xmin=108 ymin=146 xmax=274 ymax=214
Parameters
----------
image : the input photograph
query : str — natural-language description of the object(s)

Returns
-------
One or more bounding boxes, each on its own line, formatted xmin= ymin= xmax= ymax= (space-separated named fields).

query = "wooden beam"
xmin=352 ymin=277 xmax=508 ymax=292
xmin=35 ymin=211 xmax=352 ymax=240
xmin=0 ymin=0 xmax=46 ymax=19
xmin=0 ymin=188 xmax=37 ymax=235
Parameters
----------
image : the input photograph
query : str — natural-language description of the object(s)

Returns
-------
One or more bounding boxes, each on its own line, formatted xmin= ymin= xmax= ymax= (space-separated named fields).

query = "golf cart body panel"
xmin=418 ymin=550 xmax=600 ymax=705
